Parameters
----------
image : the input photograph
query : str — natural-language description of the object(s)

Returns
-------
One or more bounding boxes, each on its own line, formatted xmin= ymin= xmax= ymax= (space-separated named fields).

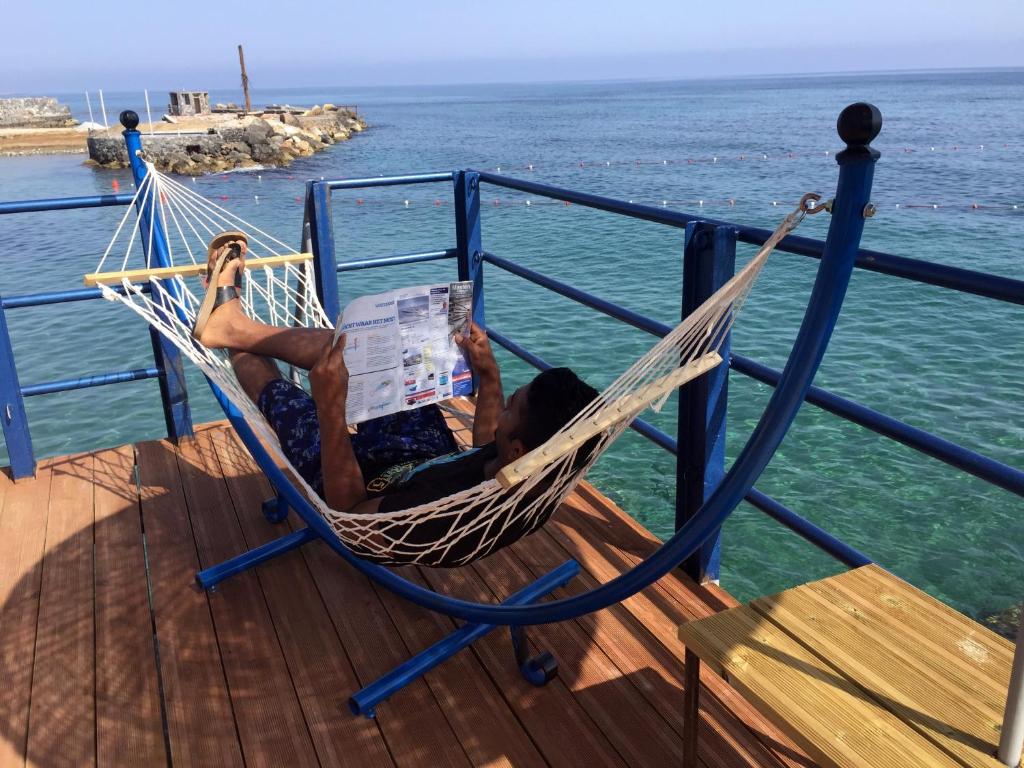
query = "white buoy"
xmin=254 ymin=195 xmax=259 ymax=203
xmin=931 ymin=146 xmax=936 ymax=151
xmin=257 ymin=174 xmax=262 ymax=182
xmin=933 ymin=204 xmax=939 ymax=209
xmin=772 ymin=201 xmax=778 ymax=206
xmin=762 ymin=153 xmax=768 ymax=160
xmin=606 ymin=161 xmax=610 ymax=166
xmin=663 ymin=160 xmax=668 ymax=165
xmin=497 ymin=166 xmax=501 ymax=172
xmin=527 ymin=164 xmax=533 ymax=171
xmin=662 ymin=200 xmax=668 ymax=206
xmin=526 ymin=200 xmax=531 ymax=206
xmin=404 ymin=200 xmax=409 ymax=207
xmin=713 ymin=157 xmax=717 ymax=163
xmin=698 ymin=200 xmax=703 ymax=206
xmin=896 ymin=203 xmax=901 ymax=208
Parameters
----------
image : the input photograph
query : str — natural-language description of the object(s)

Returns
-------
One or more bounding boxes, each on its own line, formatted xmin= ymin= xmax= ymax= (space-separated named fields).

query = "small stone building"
xmin=168 ymin=91 xmax=211 ymax=117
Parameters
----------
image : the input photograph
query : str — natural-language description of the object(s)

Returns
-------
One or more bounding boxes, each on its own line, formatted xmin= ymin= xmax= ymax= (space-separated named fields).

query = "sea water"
xmin=0 ymin=70 xmax=1020 ymax=621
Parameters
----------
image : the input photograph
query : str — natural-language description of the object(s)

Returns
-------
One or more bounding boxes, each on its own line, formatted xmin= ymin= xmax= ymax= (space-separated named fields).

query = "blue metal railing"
xmin=301 ymin=168 xmax=1019 ymax=578
xmin=0 ymin=192 xmax=172 ymax=479
xmin=1 ymin=118 xmax=1020 ymax=587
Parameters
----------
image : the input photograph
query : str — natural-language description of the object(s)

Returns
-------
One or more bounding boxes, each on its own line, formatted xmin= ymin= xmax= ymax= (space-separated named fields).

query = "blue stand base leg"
xmin=349 ymin=559 xmax=581 ymax=718
xmin=195 ymin=526 xmax=319 ymax=590
xmin=262 ymin=494 xmax=289 ymax=523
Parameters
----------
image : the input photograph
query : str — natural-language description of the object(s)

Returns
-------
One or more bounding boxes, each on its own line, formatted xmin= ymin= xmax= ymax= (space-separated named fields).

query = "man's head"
xmin=494 ymin=367 xmax=599 ymax=467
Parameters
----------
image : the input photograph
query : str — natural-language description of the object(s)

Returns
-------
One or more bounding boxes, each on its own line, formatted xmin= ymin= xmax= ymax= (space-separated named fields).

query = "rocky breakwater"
xmin=86 ymin=105 xmax=366 ymax=175
xmin=0 ymin=97 xmax=77 ymax=128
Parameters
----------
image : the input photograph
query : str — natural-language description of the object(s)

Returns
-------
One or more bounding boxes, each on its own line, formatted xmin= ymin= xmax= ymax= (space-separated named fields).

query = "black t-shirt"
xmin=367 ymin=443 xmax=496 ymax=511
xmin=358 ymin=443 xmax=554 ymax=567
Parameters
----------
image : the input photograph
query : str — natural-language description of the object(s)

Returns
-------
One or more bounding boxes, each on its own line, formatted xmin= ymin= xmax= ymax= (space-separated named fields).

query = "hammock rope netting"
xmin=93 ymin=162 xmax=817 ymax=567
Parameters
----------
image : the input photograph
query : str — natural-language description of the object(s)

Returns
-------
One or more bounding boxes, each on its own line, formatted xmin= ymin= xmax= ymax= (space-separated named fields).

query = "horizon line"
xmin=3 ymin=64 xmax=1022 ymax=99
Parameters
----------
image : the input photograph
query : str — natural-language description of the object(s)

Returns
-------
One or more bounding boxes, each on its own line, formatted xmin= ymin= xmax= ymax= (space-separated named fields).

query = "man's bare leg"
xmin=196 ymin=256 xmax=333 ymax=370
xmin=230 ymin=350 xmax=284 ymax=403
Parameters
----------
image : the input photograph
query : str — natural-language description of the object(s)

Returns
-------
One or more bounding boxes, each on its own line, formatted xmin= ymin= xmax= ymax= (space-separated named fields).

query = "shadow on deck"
xmin=0 ymin=420 xmax=816 ymax=767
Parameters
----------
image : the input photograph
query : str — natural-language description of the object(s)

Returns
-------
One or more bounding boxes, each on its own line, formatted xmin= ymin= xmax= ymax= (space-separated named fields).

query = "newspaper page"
xmin=334 ymin=281 xmax=474 ymax=424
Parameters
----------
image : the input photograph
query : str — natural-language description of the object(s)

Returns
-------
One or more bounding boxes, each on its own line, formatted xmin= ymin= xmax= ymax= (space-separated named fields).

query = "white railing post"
xmin=999 ymin=614 xmax=1024 ymax=766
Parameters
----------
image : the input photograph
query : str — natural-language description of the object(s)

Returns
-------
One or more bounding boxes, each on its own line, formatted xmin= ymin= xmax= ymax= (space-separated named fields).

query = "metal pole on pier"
xmin=85 ymin=91 xmax=95 ymax=124
xmin=119 ymin=110 xmax=193 ymax=443
xmin=238 ymin=44 xmax=252 ymax=113
xmin=998 ymin=615 xmax=1024 ymax=766
xmin=98 ymin=89 xmax=109 ymax=128
xmin=144 ymin=89 xmax=154 ymax=135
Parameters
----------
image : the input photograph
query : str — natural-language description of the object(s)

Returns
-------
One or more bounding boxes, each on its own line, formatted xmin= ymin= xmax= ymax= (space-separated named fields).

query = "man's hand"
xmin=455 ymin=322 xmax=504 ymax=446
xmin=454 ymin=322 xmax=498 ymax=380
xmin=309 ymin=333 xmax=349 ymax=418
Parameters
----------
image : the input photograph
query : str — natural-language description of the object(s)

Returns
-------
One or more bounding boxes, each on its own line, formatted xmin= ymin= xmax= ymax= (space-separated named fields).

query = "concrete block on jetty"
xmin=0 ymin=97 xmax=77 ymax=128
xmin=86 ymin=105 xmax=366 ymax=175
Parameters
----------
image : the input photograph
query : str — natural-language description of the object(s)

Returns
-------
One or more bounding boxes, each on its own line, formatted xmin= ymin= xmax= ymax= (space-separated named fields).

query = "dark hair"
xmin=515 ymin=367 xmax=599 ymax=451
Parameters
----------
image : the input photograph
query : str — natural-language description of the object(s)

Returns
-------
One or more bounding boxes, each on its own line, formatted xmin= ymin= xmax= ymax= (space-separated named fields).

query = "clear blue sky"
xmin=3 ymin=0 xmax=1021 ymax=92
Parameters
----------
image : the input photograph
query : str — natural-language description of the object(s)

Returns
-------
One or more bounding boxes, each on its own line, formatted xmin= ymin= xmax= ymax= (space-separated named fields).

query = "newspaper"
xmin=333 ymin=281 xmax=475 ymax=424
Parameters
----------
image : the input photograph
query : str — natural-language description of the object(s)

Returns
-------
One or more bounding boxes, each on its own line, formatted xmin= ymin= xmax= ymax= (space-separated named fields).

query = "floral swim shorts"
xmin=257 ymin=378 xmax=460 ymax=496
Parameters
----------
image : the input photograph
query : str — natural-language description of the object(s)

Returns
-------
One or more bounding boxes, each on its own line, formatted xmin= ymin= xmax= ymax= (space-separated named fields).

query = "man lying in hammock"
xmin=196 ymin=233 xmax=599 ymax=527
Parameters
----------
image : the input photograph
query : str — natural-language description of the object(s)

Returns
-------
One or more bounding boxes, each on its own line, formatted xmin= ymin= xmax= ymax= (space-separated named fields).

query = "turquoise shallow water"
xmin=0 ymin=71 xmax=1021 ymax=620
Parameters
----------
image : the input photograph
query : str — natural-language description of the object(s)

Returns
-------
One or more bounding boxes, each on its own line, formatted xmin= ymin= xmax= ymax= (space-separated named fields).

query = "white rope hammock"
xmin=93 ymin=162 xmax=817 ymax=566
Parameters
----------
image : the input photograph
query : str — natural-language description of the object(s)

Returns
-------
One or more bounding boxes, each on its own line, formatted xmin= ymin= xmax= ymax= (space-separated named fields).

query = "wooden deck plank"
xmin=296 ymin=526 xmax=474 ymax=768
xmin=827 ymin=566 xmax=1014 ymax=693
xmin=751 ymin=568 xmax=1009 ymax=767
xmin=369 ymin=568 xmax=549 ymax=767
xmin=470 ymin=543 xmax=686 ymax=767
xmin=92 ymin=445 xmax=168 ymax=767
xmin=558 ymin=488 xmax=814 ymax=767
xmin=176 ymin=430 xmax=320 ymax=768
xmin=680 ymin=603 xmax=965 ymax=768
xmin=26 ymin=453 xmax=96 ymax=768
xmin=136 ymin=438 xmax=245 ymax=768
xmin=0 ymin=463 xmax=52 ymax=768
xmin=512 ymin=526 xmax=793 ymax=768
xmin=209 ymin=426 xmax=397 ymax=768
xmin=2 ymin=422 xmax=818 ymax=768
xmin=420 ymin=563 xmax=627 ymax=768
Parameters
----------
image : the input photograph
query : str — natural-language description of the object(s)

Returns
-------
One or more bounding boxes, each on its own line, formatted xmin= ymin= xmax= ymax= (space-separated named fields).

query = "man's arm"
xmin=455 ymin=322 xmax=503 ymax=447
xmin=309 ymin=333 xmax=374 ymax=512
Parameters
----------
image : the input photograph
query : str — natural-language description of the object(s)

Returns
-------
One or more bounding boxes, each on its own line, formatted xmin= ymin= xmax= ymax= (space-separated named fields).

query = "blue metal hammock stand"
xmin=117 ymin=102 xmax=882 ymax=718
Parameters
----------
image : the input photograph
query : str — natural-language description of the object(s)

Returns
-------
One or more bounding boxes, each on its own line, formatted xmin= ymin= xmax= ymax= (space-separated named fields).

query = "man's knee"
xmin=230 ymin=351 xmax=282 ymax=402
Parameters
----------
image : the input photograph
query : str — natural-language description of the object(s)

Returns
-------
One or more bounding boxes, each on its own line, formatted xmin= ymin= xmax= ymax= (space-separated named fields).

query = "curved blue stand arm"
xmin=191 ymin=102 xmax=880 ymax=711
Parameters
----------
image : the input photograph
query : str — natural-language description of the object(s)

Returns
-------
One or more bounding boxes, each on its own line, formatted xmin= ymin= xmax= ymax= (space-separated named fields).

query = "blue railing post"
xmin=677 ymin=222 xmax=736 ymax=582
xmin=307 ymin=181 xmax=341 ymax=320
xmin=0 ymin=299 xmax=35 ymax=478
xmin=121 ymin=111 xmax=193 ymax=443
xmin=454 ymin=171 xmax=485 ymax=327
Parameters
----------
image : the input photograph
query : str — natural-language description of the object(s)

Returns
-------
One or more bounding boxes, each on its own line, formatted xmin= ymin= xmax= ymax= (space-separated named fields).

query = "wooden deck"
xmin=0 ymin=420 xmax=816 ymax=768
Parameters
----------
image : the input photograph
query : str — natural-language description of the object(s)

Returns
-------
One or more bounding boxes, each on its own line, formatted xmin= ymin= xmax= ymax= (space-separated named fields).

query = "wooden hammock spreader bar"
xmin=496 ymin=351 xmax=723 ymax=489
xmin=83 ymin=252 xmax=314 ymax=286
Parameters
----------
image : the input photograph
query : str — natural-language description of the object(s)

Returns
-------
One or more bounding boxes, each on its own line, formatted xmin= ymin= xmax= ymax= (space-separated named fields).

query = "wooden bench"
xmin=678 ymin=564 xmax=1020 ymax=767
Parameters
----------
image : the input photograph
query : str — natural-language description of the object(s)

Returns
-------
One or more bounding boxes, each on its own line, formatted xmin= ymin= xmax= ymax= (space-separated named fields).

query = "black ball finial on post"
xmin=836 ymin=102 xmax=882 ymax=161
xmin=119 ymin=110 xmax=140 ymax=131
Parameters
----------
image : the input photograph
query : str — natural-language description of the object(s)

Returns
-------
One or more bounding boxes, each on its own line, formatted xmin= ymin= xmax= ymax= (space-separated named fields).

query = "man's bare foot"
xmin=195 ymin=241 xmax=247 ymax=347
